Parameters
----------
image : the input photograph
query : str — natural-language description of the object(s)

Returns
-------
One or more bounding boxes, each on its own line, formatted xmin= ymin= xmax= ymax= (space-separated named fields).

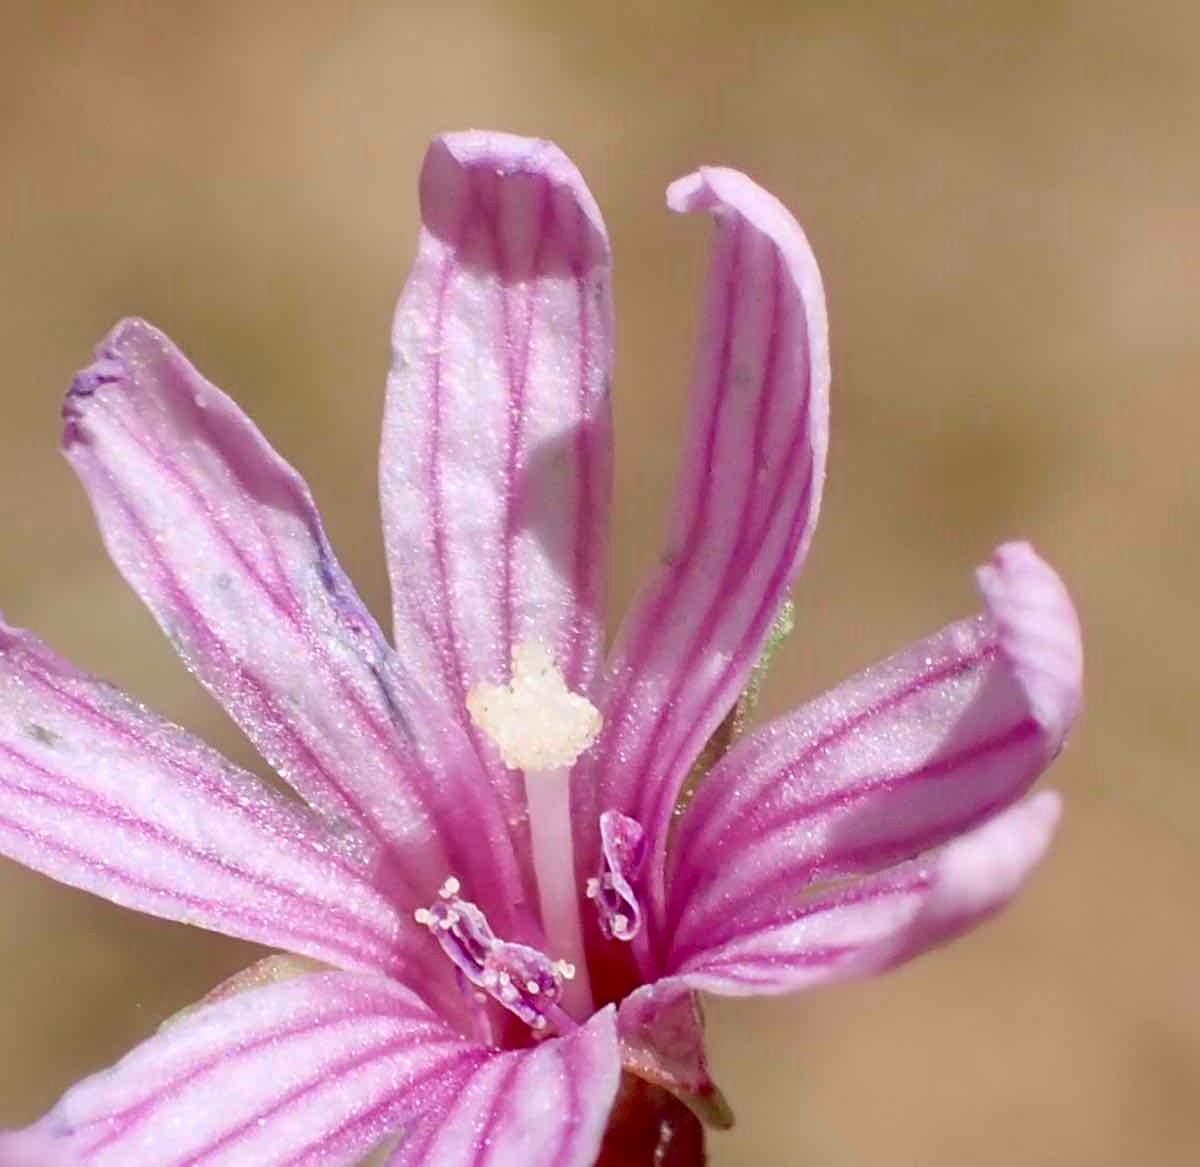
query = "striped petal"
xmin=63 ymin=320 xmax=523 ymax=918
xmin=668 ymin=543 xmax=1082 ymax=964
xmin=385 ymin=1007 xmax=620 ymax=1167
xmin=380 ymin=131 xmax=614 ymax=837
xmin=581 ymin=166 xmax=829 ymax=922
xmin=664 ymin=791 xmax=1061 ymax=996
xmin=0 ymin=618 xmax=417 ymax=979
xmin=0 ymin=972 xmax=487 ymax=1167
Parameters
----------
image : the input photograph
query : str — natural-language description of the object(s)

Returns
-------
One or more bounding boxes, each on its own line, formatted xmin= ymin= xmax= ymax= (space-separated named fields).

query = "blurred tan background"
xmin=2 ymin=2 xmax=1198 ymax=1162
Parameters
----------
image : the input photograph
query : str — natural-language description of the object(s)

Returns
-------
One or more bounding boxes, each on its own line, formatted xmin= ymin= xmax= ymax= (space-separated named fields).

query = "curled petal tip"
xmin=65 ymin=355 xmax=125 ymax=400
xmin=0 ymin=1126 xmax=68 ymax=1167
xmin=63 ymin=353 xmax=124 ymax=446
xmin=88 ymin=316 xmax=165 ymax=365
xmin=664 ymin=168 xmax=710 ymax=212
xmin=61 ymin=318 xmax=169 ymax=443
xmin=427 ymin=128 xmax=567 ymax=171
xmin=418 ymin=130 xmax=608 ymax=269
xmin=976 ymin=541 xmax=1083 ymax=745
xmin=1025 ymin=785 xmax=1065 ymax=832
xmin=64 ymin=319 xmax=140 ymax=400
xmin=666 ymin=165 xmax=757 ymax=215
xmin=667 ymin=165 xmax=814 ymax=255
xmin=848 ymin=789 xmax=1064 ymax=980
xmin=103 ymin=314 xmax=158 ymax=348
xmin=665 ymin=163 xmax=828 ymax=388
xmin=927 ymin=788 xmax=1062 ymax=924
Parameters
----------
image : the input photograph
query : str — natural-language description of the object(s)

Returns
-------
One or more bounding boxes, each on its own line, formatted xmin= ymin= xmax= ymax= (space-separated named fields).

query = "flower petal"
xmin=582 ymin=166 xmax=829 ymax=920
xmin=0 ymin=972 xmax=487 ymax=1167
xmin=668 ymin=542 xmax=1081 ymax=962
xmin=380 ymin=131 xmax=614 ymax=834
xmin=385 ymin=1007 xmax=620 ymax=1167
xmin=62 ymin=320 xmax=523 ymax=916
xmin=0 ymin=618 xmax=419 ymax=978
xmin=663 ymin=791 xmax=1061 ymax=996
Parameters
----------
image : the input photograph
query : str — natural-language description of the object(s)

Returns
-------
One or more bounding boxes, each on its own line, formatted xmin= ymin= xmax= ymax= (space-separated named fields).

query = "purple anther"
xmin=62 ymin=353 xmax=128 ymax=437
xmin=587 ymin=810 xmax=646 ymax=941
xmin=415 ymin=878 xmax=575 ymax=1032
xmin=66 ymin=355 xmax=126 ymax=399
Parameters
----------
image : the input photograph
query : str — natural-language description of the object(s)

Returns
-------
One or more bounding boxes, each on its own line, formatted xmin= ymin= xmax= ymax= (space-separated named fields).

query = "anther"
xmin=415 ymin=879 xmax=577 ymax=1033
xmin=590 ymin=810 xmax=647 ymax=943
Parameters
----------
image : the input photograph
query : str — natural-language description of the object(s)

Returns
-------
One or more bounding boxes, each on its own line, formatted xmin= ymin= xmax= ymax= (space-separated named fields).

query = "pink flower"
xmin=0 ymin=131 xmax=1082 ymax=1166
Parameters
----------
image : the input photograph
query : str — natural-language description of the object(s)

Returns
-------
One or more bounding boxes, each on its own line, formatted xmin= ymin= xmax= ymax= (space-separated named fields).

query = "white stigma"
xmin=466 ymin=642 xmax=602 ymax=772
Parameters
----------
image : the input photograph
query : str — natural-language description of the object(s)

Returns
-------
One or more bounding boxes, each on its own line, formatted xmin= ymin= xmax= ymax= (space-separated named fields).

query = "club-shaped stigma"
xmin=466 ymin=642 xmax=601 ymax=773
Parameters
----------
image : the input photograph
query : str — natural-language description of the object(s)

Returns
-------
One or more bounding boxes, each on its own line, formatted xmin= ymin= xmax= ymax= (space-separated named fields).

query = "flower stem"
xmin=525 ymin=767 xmax=593 ymax=1018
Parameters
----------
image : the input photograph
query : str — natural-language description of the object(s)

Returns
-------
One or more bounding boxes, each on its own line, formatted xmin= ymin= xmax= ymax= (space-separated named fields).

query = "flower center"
xmin=415 ymin=878 xmax=577 ymax=1034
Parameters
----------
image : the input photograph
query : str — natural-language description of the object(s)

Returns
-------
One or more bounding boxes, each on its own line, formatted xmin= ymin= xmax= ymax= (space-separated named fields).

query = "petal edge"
xmin=670 ymin=791 xmax=1061 ymax=998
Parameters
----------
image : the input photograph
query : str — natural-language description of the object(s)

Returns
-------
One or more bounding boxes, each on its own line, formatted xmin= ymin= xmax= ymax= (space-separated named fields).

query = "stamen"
xmin=466 ymin=642 xmax=600 ymax=1018
xmin=414 ymin=880 xmax=577 ymax=1034
xmin=589 ymin=810 xmax=646 ymax=942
